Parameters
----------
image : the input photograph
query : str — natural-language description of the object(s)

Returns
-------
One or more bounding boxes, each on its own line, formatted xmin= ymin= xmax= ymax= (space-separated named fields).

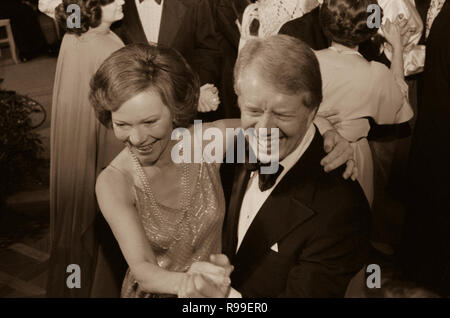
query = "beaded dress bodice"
xmin=120 ymin=154 xmax=225 ymax=298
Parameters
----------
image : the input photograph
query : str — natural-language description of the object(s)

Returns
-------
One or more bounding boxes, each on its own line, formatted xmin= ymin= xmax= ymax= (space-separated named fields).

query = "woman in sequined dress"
xmin=89 ymin=43 xmax=238 ymax=298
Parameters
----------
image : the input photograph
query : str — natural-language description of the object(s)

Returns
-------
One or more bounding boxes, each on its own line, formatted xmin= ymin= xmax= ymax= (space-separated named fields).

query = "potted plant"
xmin=0 ymin=89 xmax=46 ymax=206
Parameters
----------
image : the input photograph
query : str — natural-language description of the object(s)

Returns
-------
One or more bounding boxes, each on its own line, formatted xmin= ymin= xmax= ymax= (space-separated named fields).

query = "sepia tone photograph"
xmin=0 ymin=0 xmax=448 ymax=301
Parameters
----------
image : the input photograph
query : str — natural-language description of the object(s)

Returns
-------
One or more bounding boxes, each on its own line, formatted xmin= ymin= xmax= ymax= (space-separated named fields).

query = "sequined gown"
xmin=120 ymin=156 xmax=225 ymax=298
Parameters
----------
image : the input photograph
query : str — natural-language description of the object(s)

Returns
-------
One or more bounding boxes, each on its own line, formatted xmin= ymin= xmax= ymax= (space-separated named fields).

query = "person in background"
xmin=0 ymin=0 xmax=50 ymax=61
xmin=400 ymin=0 xmax=450 ymax=297
xmin=38 ymin=0 xmax=222 ymax=120
xmin=313 ymin=0 xmax=414 ymax=204
xmin=47 ymin=0 xmax=126 ymax=298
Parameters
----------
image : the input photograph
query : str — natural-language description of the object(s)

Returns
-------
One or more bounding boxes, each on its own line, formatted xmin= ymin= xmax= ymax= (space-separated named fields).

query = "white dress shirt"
xmin=135 ymin=0 xmax=164 ymax=44
xmin=236 ymin=124 xmax=316 ymax=251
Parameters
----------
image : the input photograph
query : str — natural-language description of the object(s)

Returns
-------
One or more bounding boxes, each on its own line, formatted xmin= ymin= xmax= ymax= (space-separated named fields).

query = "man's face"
xmin=237 ymin=65 xmax=316 ymax=162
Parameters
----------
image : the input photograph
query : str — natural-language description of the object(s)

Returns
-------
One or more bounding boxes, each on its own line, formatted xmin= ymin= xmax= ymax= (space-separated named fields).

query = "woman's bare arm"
xmin=95 ymin=167 xmax=185 ymax=295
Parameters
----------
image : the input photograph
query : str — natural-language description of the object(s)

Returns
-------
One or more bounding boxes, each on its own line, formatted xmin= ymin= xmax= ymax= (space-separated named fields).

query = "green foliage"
xmin=0 ymin=89 xmax=45 ymax=199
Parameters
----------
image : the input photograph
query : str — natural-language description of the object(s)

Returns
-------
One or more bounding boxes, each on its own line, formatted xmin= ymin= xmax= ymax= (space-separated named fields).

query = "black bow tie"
xmin=139 ymin=0 xmax=162 ymax=4
xmin=245 ymin=162 xmax=284 ymax=192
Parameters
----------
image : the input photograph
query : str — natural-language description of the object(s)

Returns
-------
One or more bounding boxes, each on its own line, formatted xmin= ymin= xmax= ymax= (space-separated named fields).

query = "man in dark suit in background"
xmin=208 ymin=0 xmax=251 ymax=119
xmin=112 ymin=0 xmax=221 ymax=86
xmin=180 ymin=35 xmax=370 ymax=298
xmin=400 ymin=0 xmax=450 ymax=297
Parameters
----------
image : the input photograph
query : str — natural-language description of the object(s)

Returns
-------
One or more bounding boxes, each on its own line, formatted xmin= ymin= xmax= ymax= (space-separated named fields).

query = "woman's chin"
xmin=115 ymin=13 xmax=124 ymax=21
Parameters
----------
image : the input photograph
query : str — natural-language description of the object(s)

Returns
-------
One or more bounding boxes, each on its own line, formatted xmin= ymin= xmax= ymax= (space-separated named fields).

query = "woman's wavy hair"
xmin=55 ymin=0 xmax=114 ymax=35
xmin=89 ymin=43 xmax=200 ymax=129
xmin=320 ymin=0 xmax=382 ymax=48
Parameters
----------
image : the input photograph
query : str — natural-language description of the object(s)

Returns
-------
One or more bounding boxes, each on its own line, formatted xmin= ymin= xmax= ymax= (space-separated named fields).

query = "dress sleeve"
xmin=370 ymin=62 xmax=414 ymax=124
xmin=38 ymin=0 xmax=61 ymax=19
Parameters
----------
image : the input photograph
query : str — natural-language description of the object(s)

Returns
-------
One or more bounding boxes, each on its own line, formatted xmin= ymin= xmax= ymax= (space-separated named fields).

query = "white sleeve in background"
xmin=38 ymin=0 xmax=62 ymax=19
xmin=228 ymin=288 xmax=242 ymax=298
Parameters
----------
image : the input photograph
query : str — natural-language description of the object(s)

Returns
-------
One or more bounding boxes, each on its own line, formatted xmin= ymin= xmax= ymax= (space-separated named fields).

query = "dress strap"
xmin=328 ymin=46 xmax=364 ymax=58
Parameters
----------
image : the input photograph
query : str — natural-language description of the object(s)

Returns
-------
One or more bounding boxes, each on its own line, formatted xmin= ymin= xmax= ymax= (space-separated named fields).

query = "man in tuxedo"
xmin=112 ymin=0 xmax=221 ymax=86
xmin=181 ymin=35 xmax=371 ymax=298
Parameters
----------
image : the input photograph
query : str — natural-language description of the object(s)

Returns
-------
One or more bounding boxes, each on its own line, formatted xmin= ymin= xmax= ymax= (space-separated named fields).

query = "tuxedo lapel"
xmin=223 ymin=164 xmax=251 ymax=261
xmin=158 ymin=0 xmax=187 ymax=46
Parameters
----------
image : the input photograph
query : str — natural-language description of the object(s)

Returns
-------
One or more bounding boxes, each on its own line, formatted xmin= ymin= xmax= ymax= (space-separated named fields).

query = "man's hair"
xmin=89 ymin=43 xmax=199 ymax=128
xmin=320 ymin=0 xmax=381 ymax=48
xmin=55 ymin=0 xmax=114 ymax=35
xmin=234 ymin=34 xmax=322 ymax=111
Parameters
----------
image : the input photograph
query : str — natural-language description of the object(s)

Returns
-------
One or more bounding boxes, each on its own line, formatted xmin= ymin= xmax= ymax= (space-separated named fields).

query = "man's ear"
xmin=233 ymin=78 xmax=241 ymax=97
xmin=307 ymin=106 xmax=318 ymax=127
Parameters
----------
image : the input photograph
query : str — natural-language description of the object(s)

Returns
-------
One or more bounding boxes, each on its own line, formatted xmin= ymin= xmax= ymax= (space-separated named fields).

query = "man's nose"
xmin=255 ymin=112 xmax=276 ymax=132
xmin=128 ymin=126 xmax=146 ymax=146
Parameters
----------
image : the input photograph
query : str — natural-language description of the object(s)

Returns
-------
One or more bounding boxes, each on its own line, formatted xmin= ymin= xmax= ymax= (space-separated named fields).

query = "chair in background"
xmin=0 ymin=19 xmax=19 ymax=64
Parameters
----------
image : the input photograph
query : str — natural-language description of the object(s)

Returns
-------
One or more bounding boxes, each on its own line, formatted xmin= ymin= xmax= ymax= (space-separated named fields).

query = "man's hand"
xmin=187 ymin=260 xmax=232 ymax=287
xmin=179 ymin=254 xmax=233 ymax=298
xmin=320 ymin=129 xmax=357 ymax=181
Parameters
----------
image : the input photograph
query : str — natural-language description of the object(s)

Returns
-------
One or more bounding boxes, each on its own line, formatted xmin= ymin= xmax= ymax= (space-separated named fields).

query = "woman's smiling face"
xmin=112 ymin=90 xmax=173 ymax=165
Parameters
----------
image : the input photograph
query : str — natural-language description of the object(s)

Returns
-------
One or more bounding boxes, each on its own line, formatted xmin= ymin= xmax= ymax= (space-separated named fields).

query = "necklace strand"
xmin=128 ymin=147 xmax=192 ymax=247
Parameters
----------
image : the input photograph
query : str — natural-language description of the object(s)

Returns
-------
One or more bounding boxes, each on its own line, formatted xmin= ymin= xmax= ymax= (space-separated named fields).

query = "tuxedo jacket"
xmin=222 ymin=130 xmax=371 ymax=297
xmin=112 ymin=0 xmax=221 ymax=84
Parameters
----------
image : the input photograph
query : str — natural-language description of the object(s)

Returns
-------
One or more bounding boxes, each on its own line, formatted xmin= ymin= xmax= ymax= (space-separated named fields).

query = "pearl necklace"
xmin=128 ymin=147 xmax=192 ymax=246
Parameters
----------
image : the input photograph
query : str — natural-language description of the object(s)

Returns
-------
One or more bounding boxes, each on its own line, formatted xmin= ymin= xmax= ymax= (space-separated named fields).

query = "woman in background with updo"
xmin=47 ymin=0 xmax=125 ymax=297
xmin=314 ymin=0 xmax=413 ymax=206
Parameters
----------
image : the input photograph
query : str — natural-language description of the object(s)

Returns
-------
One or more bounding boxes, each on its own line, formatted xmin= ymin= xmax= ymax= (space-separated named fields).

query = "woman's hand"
xmin=178 ymin=273 xmax=229 ymax=298
xmin=178 ymin=254 xmax=234 ymax=298
xmin=198 ymin=84 xmax=220 ymax=113
xmin=187 ymin=259 xmax=232 ymax=287
xmin=178 ymin=255 xmax=233 ymax=298
xmin=395 ymin=14 xmax=416 ymax=47
xmin=320 ymin=129 xmax=358 ymax=181
xmin=382 ymin=17 xmax=403 ymax=51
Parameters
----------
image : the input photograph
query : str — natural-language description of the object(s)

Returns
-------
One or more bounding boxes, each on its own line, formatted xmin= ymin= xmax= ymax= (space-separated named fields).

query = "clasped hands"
xmin=178 ymin=254 xmax=233 ymax=298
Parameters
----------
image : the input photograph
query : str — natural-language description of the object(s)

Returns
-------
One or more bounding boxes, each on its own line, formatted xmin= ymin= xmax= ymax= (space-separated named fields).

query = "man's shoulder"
xmin=279 ymin=6 xmax=320 ymax=33
xmin=289 ymin=132 xmax=369 ymax=214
